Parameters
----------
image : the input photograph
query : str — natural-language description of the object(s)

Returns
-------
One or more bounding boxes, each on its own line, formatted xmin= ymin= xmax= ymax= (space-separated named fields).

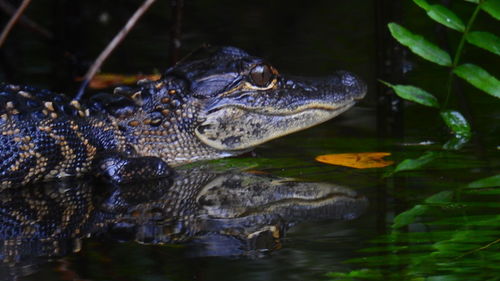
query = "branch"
xmin=75 ymin=0 xmax=157 ymax=100
xmin=0 ymin=0 xmax=31 ymax=47
xmin=0 ymin=0 xmax=52 ymax=40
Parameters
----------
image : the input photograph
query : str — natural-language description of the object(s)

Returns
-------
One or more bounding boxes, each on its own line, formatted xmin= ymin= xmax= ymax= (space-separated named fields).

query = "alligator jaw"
xmin=195 ymin=71 xmax=366 ymax=151
xmin=195 ymin=104 xmax=355 ymax=151
xmin=123 ymin=46 xmax=366 ymax=163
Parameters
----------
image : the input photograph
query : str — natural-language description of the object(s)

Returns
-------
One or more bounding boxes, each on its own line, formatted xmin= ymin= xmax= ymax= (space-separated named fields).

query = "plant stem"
xmin=0 ymin=0 xmax=31 ymax=47
xmin=75 ymin=0 xmax=157 ymax=101
xmin=444 ymin=0 xmax=483 ymax=108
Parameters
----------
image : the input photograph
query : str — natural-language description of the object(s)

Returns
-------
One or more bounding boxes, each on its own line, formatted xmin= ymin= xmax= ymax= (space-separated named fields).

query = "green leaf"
xmin=373 ymin=230 xmax=500 ymax=243
xmin=392 ymin=204 xmax=429 ymax=228
xmin=467 ymin=174 xmax=500 ymax=188
xmin=393 ymin=151 xmax=439 ymax=173
xmin=482 ymin=0 xmax=500 ymax=20
xmin=380 ymin=81 xmax=440 ymax=108
xmin=464 ymin=0 xmax=479 ymax=3
xmin=388 ymin=23 xmax=452 ymax=66
xmin=466 ymin=31 xmax=500 ymax=56
xmin=428 ymin=5 xmax=466 ymax=32
xmin=413 ymin=0 xmax=466 ymax=32
xmin=326 ymin=269 xmax=383 ymax=279
xmin=449 ymin=230 xmax=500 ymax=243
xmin=433 ymin=240 xmax=480 ymax=253
xmin=465 ymin=187 xmax=500 ymax=195
xmin=440 ymin=110 xmax=471 ymax=138
xmin=413 ymin=0 xmax=431 ymax=10
xmin=359 ymin=244 xmax=433 ymax=253
xmin=424 ymin=190 xmax=453 ymax=204
xmin=431 ymin=215 xmax=500 ymax=226
xmin=454 ymin=64 xmax=500 ymax=98
xmin=460 ymin=201 xmax=500 ymax=208
xmin=443 ymin=135 xmax=470 ymax=150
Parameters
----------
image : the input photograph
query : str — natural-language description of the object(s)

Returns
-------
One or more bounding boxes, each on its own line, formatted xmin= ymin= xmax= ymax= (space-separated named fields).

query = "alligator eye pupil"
xmin=250 ymin=65 xmax=273 ymax=87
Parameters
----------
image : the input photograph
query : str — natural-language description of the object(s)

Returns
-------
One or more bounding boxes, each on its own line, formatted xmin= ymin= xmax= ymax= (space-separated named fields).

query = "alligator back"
xmin=0 ymin=84 xmax=119 ymax=188
xmin=0 ymin=46 xmax=367 ymax=188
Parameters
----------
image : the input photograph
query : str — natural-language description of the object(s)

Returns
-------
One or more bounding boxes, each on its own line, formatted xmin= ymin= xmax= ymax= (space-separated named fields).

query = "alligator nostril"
xmin=340 ymin=72 xmax=358 ymax=87
xmin=339 ymin=71 xmax=366 ymax=100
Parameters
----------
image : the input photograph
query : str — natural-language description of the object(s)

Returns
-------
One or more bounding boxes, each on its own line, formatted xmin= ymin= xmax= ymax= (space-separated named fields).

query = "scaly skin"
xmin=0 ymin=168 xmax=368 ymax=267
xmin=0 ymin=46 xmax=366 ymax=188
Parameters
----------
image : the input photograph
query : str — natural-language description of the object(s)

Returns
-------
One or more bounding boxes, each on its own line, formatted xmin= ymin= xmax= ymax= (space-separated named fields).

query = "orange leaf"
xmin=76 ymin=73 xmax=161 ymax=89
xmin=315 ymin=152 xmax=394 ymax=169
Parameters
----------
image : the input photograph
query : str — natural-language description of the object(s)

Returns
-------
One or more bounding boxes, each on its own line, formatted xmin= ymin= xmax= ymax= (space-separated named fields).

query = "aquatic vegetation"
xmin=383 ymin=0 xmax=499 ymax=150
xmin=327 ymin=1 xmax=500 ymax=279
xmin=327 ymin=173 xmax=500 ymax=280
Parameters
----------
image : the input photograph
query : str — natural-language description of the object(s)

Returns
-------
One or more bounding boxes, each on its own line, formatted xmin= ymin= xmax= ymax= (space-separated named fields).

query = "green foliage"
xmin=453 ymin=64 xmax=500 ymax=98
xmin=413 ymin=0 xmax=465 ymax=32
xmin=387 ymin=23 xmax=452 ymax=66
xmin=384 ymin=0 xmax=500 ymax=147
xmin=392 ymin=191 xmax=453 ymax=228
xmin=467 ymin=174 xmax=500 ymax=188
xmin=391 ymin=204 xmax=430 ymax=229
xmin=440 ymin=110 xmax=471 ymax=138
xmin=391 ymin=151 xmax=439 ymax=174
xmin=327 ymin=269 xmax=383 ymax=280
xmin=327 ymin=177 xmax=500 ymax=281
xmin=442 ymin=135 xmax=470 ymax=150
xmin=481 ymin=0 xmax=500 ymax=20
xmin=327 ymin=4 xmax=500 ymax=278
xmin=466 ymin=31 xmax=500 ymax=55
xmin=380 ymin=81 xmax=440 ymax=108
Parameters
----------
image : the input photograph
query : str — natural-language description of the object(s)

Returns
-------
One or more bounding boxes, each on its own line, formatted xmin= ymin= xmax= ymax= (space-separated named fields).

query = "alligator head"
xmin=102 ymin=47 xmax=366 ymax=165
xmin=0 ymin=168 xmax=367 ymax=267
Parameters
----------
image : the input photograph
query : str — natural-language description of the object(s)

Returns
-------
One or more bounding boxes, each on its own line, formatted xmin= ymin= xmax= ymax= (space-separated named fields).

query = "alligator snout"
xmin=336 ymin=71 xmax=367 ymax=101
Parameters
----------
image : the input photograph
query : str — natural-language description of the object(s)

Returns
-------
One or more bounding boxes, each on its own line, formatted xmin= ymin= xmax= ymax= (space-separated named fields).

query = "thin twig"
xmin=75 ymin=0 xmax=157 ymax=100
xmin=455 ymin=238 xmax=500 ymax=260
xmin=174 ymin=43 xmax=210 ymax=66
xmin=0 ymin=0 xmax=31 ymax=48
xmin=0 ymin=0 xmax=52 ymax=40
xmin=443 ymin=1 xmax=483 ymax=109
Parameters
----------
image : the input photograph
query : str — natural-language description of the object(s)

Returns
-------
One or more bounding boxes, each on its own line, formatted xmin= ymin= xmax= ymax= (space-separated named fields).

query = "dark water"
xmin=1 ymin=0 xmax=499 ymax=280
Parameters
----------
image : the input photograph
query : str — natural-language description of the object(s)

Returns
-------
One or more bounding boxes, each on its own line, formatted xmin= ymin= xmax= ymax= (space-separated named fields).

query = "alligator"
xmin=0 ymin=168 xmax=368 ymax=275
xmin=0 ymin=46 xmax=366 ymax=188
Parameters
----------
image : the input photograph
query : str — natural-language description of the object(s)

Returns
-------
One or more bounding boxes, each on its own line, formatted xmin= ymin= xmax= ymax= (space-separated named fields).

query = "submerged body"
xmin=0 ymin=47 xmax=366 ymax=188
xmin=0 ymin=169 xmax=368 ymax=263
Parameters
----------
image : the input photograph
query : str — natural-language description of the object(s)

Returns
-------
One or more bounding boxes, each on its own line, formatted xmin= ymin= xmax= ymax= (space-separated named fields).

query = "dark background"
xmin=0 ymin=0 xmax=374 ymax=98
xmin=0 ymin=1 xmax=499 ymax=281
xmin=1 ymin=0 xmax=498 ymax=137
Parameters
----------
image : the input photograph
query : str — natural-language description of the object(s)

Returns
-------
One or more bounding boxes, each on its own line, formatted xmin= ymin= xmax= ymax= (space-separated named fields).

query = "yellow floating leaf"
xmin=76 ymin=73 xmax=161 ymax=89
xmin=315 ymin=152 xmax=394 ymax=169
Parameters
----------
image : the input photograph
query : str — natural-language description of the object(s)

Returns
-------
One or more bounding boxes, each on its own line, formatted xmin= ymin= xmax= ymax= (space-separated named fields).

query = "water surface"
xmin=0 ymin=0 xmax=498 ymax=280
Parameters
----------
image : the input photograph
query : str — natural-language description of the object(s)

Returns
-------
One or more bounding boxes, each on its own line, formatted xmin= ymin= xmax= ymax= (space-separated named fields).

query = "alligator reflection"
xmin=0 ymin=168 xmax=367 ymax=270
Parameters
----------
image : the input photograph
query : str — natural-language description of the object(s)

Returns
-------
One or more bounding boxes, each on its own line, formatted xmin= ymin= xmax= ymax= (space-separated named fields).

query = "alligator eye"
xmin=249 ymin=64 xmax=273 ymax=87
